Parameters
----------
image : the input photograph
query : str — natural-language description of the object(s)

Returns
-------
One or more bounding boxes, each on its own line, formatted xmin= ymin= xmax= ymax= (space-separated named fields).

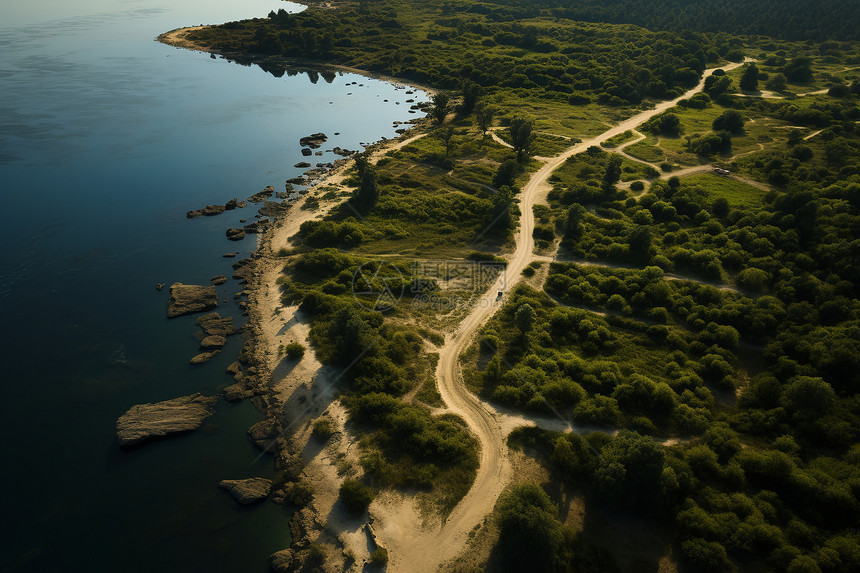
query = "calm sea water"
xmin=0 ymin=1 xmax=425 ymax=571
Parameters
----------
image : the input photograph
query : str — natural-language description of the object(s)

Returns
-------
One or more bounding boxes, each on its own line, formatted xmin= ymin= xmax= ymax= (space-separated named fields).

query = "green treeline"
xmin=192 ymin=0 xmax=723 ymax=105
xmin=484 ymin=0 xmax=860 ymax=41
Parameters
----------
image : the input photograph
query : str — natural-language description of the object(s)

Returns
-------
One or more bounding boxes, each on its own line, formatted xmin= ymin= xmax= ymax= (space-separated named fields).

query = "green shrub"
xmin=285 ymin=342 xmax=306 ymax=359
xmin=283 ymin=480 xmax=314 ymax=507
xmin=313 ymin=417 xmax=334 ymax=440
xmin=339 ymin=480 xmax=375 ymax=514
xmin=370 ymin=546 xmax=389 ymax=565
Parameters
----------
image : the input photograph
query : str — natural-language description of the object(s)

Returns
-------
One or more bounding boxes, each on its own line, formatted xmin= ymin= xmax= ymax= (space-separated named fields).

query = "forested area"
xmin=190 ymin=0 xmax=723 ymax=105
xmin=484 ymin=0 xmax=860 ymax=41
xmin=470 ymin=66 xmax=860 ymax=572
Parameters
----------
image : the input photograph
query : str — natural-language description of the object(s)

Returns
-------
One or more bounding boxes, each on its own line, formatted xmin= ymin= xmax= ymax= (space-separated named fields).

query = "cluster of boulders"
xmin=299 ymin=132 xmax=327 ymax=148
xmin=225 ymin=215 xmax=278 ymax=241
xmin=247 ymin=185 xmax=275 ymax=204
xmin=190 ymin=311 xmax=236 ymax=364
xmin=186 ymin=197 xmax=246 ymax=218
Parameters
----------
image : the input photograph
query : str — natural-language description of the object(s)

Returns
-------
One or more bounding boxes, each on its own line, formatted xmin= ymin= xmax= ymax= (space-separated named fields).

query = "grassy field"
xmin=624 ymin=139 xmax=664 ymax=162
xmin=601 ymin=130 xmax=636 ymax=148
xmin=682 ymin=173 xmax=766 ymax=208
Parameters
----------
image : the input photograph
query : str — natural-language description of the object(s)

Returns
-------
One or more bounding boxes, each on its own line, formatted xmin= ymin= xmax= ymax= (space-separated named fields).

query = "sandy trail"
xmin=377 ymin=60 xmax=744 ymax=573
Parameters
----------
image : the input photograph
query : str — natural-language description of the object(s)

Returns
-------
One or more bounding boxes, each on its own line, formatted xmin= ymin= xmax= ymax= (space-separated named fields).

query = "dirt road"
xmin=376 ymin=59 xmax=745 ymax=573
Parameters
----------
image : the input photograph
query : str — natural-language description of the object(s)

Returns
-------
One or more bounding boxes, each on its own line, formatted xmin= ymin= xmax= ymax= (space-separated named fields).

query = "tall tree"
xmin=475 ymin=104 xmax=495 ymax=135
xmin=739 ymin=63 xmax=760 ymax=91
xmin=509 ymin=117 xmax=535 ymax=162
xmin=459 ymin=79 xmax=481 ymax=114
xmin=515 ymin=303 xmax=536 ymax=333
xmin=352 ymin=153 xmax=378 ymax=210
xmin=431 ymin=93 xmax=450 ymax=124
xmin=437 ymin=126 xmax=455 ymax=156
xmin=602 ymin=155 xmax=623 ymax=188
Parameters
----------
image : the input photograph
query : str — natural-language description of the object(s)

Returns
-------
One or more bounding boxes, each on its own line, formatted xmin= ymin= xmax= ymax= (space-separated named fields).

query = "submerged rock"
xmin=167 ymin=283 xmax=217 ymax=318
xmin=218 ymin=477 xmax=272 ymax=505
xmin=300 ymin=148 xmax=312 ymax=156
xmin=116 ymin=393 xmax=217 ymax=446
xmin=331 ymin=146 xmax=356 ymax=156
xmin=197 ymin=312 xmax=234 ymax=336
xmin=226 ymin=228 xmax=245 ymax=241
xmin=200 ymin=335 xmax=226 ymax=349
xmin=293 ymin=161 xmax=311 ymax=168
xmin=247 ymin=186 xmax=275 ymax=204
xmin=210 ymin=275 xmax=227 ymax=286
xmin=187 ymin=204 xmax=226 ymax=218
xmin=190 ymin=350 xmax=220 ymax=364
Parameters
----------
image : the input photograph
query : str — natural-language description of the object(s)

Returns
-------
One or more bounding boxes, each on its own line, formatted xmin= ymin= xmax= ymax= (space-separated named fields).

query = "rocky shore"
xmin=153 ymin=26 xmax=437 ymax=570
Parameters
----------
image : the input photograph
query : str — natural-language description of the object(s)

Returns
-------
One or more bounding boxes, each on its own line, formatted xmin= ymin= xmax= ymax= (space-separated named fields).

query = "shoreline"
xmin=161 ymin=23 xmax=438 ymax=568
xmin=238 ymin=131 xmax=434 ymax=571
xmin=156 ymin=26 xmax=437 ymax=96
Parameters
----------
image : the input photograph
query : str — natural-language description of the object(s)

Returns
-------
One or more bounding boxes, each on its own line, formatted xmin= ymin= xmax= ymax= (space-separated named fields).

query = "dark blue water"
xmin=0 ymin=1 xmax=426 ymax=571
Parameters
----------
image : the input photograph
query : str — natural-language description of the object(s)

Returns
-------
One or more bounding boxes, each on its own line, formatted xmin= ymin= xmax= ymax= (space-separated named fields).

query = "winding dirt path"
xmin=377 ymin=60 xmax=745 ymax=573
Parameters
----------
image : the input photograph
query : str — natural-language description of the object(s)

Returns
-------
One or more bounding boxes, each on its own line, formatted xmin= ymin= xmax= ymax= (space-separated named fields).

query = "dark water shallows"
xmin=0 ymin=1 xmax=426 ymax=570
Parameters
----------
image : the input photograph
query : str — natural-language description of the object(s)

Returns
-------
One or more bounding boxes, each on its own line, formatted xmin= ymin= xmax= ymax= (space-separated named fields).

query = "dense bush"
xmin=339 ymin=479 xmax=375 ymax=514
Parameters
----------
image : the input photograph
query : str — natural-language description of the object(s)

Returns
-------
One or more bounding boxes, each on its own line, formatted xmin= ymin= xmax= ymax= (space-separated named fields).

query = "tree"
xmin=492 ymin=159 xmax=520 ymax=189
xmin=352 ymin=154 xmax=379 ymax=210
xmin=712 ymin=110 xmax=745 ymax=134
xmin=739 ymin=63 xmax=760 ymax=92
xmin=766 ymin=73 xmax=788 ymax=92
xmin=496 ymin=483 xmax=565 ymax=573
xmin=602 ymin=155 xmax=623 ymax=188
xmin=459 ymin=79 xmax=481 ymax=113
xmin=475 ymin=103 xmax=495 ymax=135
xmin=647 ymin=113 xmax=681 ymax=136
xmin=565 ymin=204 xmax=586 ymax=238
xmin=437 ymin=125 xmax=455 ymax=156
xmin=509 ymin=117 xmax=535 ymax=162
xmin=779 ymin=376 xmax=837 ymax=419
xmin=783 ymin=57 xmax=814 ymax=83
xmin=593 ymin=431 xmax=665 ymax=512
xmin=515 ymin=303 xmax=536 ymax=333
xmin=431 ymin=92 xmax=450 ymax=124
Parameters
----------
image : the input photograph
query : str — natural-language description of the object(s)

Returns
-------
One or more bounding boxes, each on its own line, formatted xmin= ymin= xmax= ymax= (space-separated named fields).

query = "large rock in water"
xmin=219 ymin=477 xmax=272 ymax=505
xmin=116 ymin=393 xmax=217 ymax=446
xmin=167 ymin=283 xmax=217 ymax=318
xmin=299 ymin=132 xmax=327 ymax=148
